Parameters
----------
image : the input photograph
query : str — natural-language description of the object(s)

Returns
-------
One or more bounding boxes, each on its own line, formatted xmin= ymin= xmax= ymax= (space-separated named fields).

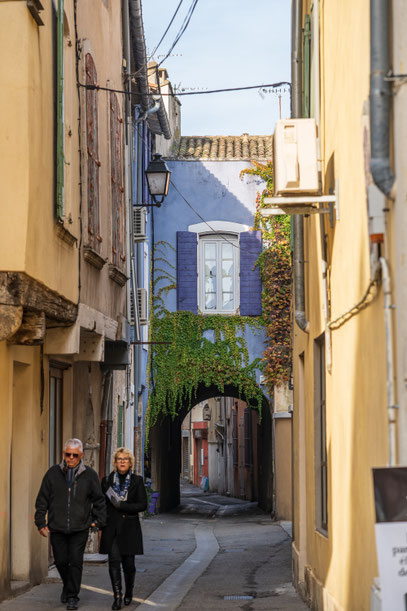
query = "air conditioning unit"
xmin=137 ymin=288 xmax=148 ymax=325
xmin=273 ymin=118 xmax=318 ymax=195
xmin=133 ymin=207 xmax=147 ymax=242
xmin=129 ymin=289 xmax=135 ymax=325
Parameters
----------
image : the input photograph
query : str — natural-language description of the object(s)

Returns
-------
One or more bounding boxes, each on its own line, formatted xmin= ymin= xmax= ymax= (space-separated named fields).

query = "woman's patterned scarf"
xmin=113 ymin=471 xmax=131 ymax=500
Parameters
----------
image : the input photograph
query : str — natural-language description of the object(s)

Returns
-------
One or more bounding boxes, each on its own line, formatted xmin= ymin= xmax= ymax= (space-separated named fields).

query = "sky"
xmin=141 ymin=0 xmax=291 ymax=137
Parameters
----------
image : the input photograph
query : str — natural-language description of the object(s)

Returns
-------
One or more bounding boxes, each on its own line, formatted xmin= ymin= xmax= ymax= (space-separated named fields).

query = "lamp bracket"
xmin=134 ymin=202 xmax=162 ymax=208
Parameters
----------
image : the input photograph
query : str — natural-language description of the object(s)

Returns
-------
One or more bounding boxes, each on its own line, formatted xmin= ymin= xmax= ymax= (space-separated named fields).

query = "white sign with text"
xmin=375 ymin=522 xmax=407 ymax=610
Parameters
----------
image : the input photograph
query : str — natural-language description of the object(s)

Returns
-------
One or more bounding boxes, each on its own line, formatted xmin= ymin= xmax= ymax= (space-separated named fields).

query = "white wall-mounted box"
xmin=273 ymin=119 xmax=318 ymax=195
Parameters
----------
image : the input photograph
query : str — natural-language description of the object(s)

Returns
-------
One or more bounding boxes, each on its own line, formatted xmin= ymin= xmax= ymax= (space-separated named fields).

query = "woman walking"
xmin=100 ymin=448 xmax=147 ymax=610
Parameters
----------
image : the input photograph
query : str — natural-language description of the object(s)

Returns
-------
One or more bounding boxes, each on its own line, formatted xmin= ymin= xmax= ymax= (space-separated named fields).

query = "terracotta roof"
xmin=168 ymin=134 xmax=273 ymax=160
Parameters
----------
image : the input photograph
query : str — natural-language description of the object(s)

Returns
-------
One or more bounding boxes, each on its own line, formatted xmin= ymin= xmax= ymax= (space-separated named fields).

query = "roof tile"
xmin=169 ymin=134 xmax=273 ymax=160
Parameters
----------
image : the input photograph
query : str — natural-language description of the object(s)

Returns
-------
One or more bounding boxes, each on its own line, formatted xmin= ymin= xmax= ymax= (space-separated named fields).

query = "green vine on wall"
xmin=146 ymin=241 xmax=264 ymax=432
xmin=240 ymin=161 xmax=292 ymax=396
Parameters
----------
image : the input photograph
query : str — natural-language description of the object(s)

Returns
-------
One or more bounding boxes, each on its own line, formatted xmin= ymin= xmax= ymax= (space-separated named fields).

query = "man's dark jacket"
xmin=99 ymin=472 xmax=147 ymax=555
xmin=35 ymin=461 xmax=106 ymax=533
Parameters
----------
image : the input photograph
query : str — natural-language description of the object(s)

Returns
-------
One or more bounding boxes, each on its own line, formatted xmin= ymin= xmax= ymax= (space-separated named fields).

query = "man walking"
xmin=35 ymin=438 xmax=106 ymax=610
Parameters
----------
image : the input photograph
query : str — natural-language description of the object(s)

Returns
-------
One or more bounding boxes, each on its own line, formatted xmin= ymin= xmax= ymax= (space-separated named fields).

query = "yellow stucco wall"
xmin=293 ymin=1 xmax=390 ymax=609
xmin=274 ymin=418 xmax=292 ymax=520
xmin=0 ymin=2 xmax=79 ymax=303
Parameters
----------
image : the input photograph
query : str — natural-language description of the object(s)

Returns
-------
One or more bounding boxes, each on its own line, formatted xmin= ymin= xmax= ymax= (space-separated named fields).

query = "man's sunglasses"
xmin=64 ymin=452 xmax=79 ymax=458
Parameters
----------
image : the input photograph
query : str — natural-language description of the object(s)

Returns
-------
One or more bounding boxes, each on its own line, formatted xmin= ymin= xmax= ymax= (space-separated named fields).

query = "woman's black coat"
xmin=100 ymin=472 xmax=147 ymax=556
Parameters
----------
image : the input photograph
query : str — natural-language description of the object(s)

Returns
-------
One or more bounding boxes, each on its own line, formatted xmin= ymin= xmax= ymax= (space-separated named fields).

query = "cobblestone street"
xmin=0 ymin=487 xmax=307 ymax=610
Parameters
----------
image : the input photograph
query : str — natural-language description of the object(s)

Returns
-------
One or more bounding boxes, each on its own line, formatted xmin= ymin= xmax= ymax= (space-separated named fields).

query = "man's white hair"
xmin=64 ymin=438 xmax=83 ymax=452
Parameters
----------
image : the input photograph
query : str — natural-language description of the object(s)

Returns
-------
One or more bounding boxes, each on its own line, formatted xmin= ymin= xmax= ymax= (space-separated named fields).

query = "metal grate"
xmin=224 ymin=595 xmax=254 ymax=601
xmin=137 ymin=288 xmax=148 ymax=325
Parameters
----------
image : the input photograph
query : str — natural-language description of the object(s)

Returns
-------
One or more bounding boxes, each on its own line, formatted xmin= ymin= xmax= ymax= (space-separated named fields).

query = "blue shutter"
xmin=177 ymin=231 xmax=198 ymax=312
xmin=240 ymin=230 xmax=262 ymax=316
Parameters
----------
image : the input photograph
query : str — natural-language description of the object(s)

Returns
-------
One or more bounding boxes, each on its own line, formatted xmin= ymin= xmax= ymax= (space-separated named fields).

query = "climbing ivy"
xmin=240 ymin=161 xmax=292 ymax=396
xmin=145 ymin=242 xmax=264 ymax=433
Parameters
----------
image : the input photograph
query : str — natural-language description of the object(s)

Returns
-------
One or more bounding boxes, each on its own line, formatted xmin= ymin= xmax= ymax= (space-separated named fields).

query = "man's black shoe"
xmin=66 ymin=597 xmax=79 ymax=610
xmin=60 ymin=588 xmax=68 ymax=604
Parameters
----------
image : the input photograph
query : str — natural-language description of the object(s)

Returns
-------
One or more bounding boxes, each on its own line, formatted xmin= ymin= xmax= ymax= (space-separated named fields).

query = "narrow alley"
xmin=0 ymin=485 xmax=306 ymax=611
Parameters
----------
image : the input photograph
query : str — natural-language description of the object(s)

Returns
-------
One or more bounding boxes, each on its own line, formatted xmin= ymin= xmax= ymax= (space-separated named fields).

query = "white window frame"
xmin=198 ymin=233 xmax=239 ymax=314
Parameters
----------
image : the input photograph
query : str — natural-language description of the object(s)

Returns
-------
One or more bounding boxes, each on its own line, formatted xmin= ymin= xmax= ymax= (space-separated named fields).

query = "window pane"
xmin=222 ymin=243 xmax=233 ymax=259
xmin=222 ymin=276 xmax=233 ymax=292
xmin=205 ymin=293 xmax=216 ymax=309
xmin=222 ymin=260 xmax=233 ymax=277
xmin=205 ymin=276 xmax=216 ymax=293
xmin=205 ymin=243 xmax=216 ymax=260
xmin=222 ymin=292 xmax=234 ymax=310
xmin=205 ymin=262 xmax=216 ymax=278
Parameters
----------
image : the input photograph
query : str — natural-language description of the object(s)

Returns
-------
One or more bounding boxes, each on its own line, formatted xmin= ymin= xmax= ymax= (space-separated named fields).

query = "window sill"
xmin=108 ymin=264 xmax=128 ymax=287
xmin=199 ymin=310 xmax=240 ymax=316
xmin=83 ymin=246 xmax=106 ymax=270
xmin=315 ymin=526 xmax=328 ymax=539
xmin=56 ymin=223 xmax=78 ymax=247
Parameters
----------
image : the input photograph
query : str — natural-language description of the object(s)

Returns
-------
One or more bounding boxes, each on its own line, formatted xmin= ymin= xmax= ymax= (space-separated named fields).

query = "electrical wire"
xmin=148 ymin=0 xmax=185 ymax=61
xmin=167 ymin=82 xmax=291 ymax=96
xmin=327 ymin=265 xmax=381 ymax=330
xmin=157 ymin=0 xmax=199 ymax=68
xmin=77 ymin=80 xmax=291 ymax=98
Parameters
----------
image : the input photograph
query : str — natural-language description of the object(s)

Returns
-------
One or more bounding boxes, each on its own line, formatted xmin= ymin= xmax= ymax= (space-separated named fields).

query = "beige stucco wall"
xmin=75 ymin=0 xmax=127 ymax=321
xmin=292 ymin=1 xmax=389 ymax=609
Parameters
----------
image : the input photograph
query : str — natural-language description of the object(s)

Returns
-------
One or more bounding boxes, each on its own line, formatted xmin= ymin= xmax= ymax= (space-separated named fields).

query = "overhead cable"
xmin=157 ymin=0 xmax=199 ymax=68
xmin=77 ymin=81 xmax=291 ymax=98
xmin=148 ymin=0 xmax=185 ymax=60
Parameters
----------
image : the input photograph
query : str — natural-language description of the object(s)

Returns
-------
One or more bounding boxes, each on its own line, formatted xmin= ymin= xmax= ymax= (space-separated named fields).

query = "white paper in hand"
xmin=106 ymin=487 xmax=121 ymax=503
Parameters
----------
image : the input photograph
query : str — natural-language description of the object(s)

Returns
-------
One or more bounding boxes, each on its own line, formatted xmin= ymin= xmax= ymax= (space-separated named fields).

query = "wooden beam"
xmin=8 ymin=311 xmax=46 ymax=346
xmin=0 ymin=305 xmax=23 ymax=341
xmin=0 ymin=272 xmax=77 ymax=324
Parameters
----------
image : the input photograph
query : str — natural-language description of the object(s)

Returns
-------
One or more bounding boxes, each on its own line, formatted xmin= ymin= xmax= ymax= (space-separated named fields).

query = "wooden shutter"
xmin=239 ymin=231 xmax=262 ymax=316
xmin=176 ymin=231 xmax=198 ymax=312
xmin=86 ymin=53 xmax=101 ymax=251
xmin=110 ymin=92 xmax=125 ymax=268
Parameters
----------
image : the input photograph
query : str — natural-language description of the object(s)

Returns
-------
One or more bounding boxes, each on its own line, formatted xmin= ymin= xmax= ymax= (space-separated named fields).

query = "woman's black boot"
xmin=123 ymin=570 xmax=135 ymax=606
xmin=109 ymin=568 xmax=123 ymax=610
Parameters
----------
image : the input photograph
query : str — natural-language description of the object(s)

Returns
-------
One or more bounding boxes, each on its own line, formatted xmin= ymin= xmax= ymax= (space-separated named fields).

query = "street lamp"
xmin=145 ymin=154 xmax=171 ymax=207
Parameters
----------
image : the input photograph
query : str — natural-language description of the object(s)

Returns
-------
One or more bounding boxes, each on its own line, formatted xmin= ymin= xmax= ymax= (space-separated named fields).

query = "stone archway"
xmin=149 ymin=382 xmax=273 ymax=513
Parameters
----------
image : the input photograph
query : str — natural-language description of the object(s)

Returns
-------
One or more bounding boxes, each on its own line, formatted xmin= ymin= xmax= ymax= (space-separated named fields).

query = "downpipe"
xmin=291 ymin=0 xmax=309 ymax=333
xmin=380 ymin=257 xmax=397 ymax=466
xmin=370 ymin=0 xmax=395 ymax=198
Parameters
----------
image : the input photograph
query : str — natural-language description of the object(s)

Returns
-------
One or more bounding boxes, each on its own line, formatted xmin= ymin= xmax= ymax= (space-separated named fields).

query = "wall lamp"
xmin=144 ymin=154 xmax=171 ymax=207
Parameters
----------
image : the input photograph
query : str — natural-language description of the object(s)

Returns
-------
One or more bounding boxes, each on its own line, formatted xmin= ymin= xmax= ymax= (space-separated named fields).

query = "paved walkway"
xmin=0 ymin=486 xmax=308 ymax=610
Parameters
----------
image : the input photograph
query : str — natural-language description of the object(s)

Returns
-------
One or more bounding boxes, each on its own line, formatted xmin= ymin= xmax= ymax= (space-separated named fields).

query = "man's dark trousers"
xmin=51 ymin=530 xmax=89 ymax=599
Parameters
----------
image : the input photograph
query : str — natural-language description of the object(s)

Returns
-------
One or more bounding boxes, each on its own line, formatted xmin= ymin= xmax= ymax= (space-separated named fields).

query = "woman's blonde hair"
xmin=112 ymin=447 xmax=134 ymax=471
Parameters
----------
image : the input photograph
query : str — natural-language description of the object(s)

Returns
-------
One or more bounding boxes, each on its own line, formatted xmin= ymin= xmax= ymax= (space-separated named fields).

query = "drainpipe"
xmin=292 ymin=0 xmax=309 ymax=333
xmin=380 ymin=257 xmax=397 ymax=466
xmin=370 ymin=0 xmax=395 ymax=198
xmin=310 ymin=2 xmax=332 ymax=373
xmin=370 ymin=1 xmax=397 ymax=465
xmin=56 ymin=0 xmax=64 ymax=221
xmin=129 ymin=0 xmax=150 ymax=111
